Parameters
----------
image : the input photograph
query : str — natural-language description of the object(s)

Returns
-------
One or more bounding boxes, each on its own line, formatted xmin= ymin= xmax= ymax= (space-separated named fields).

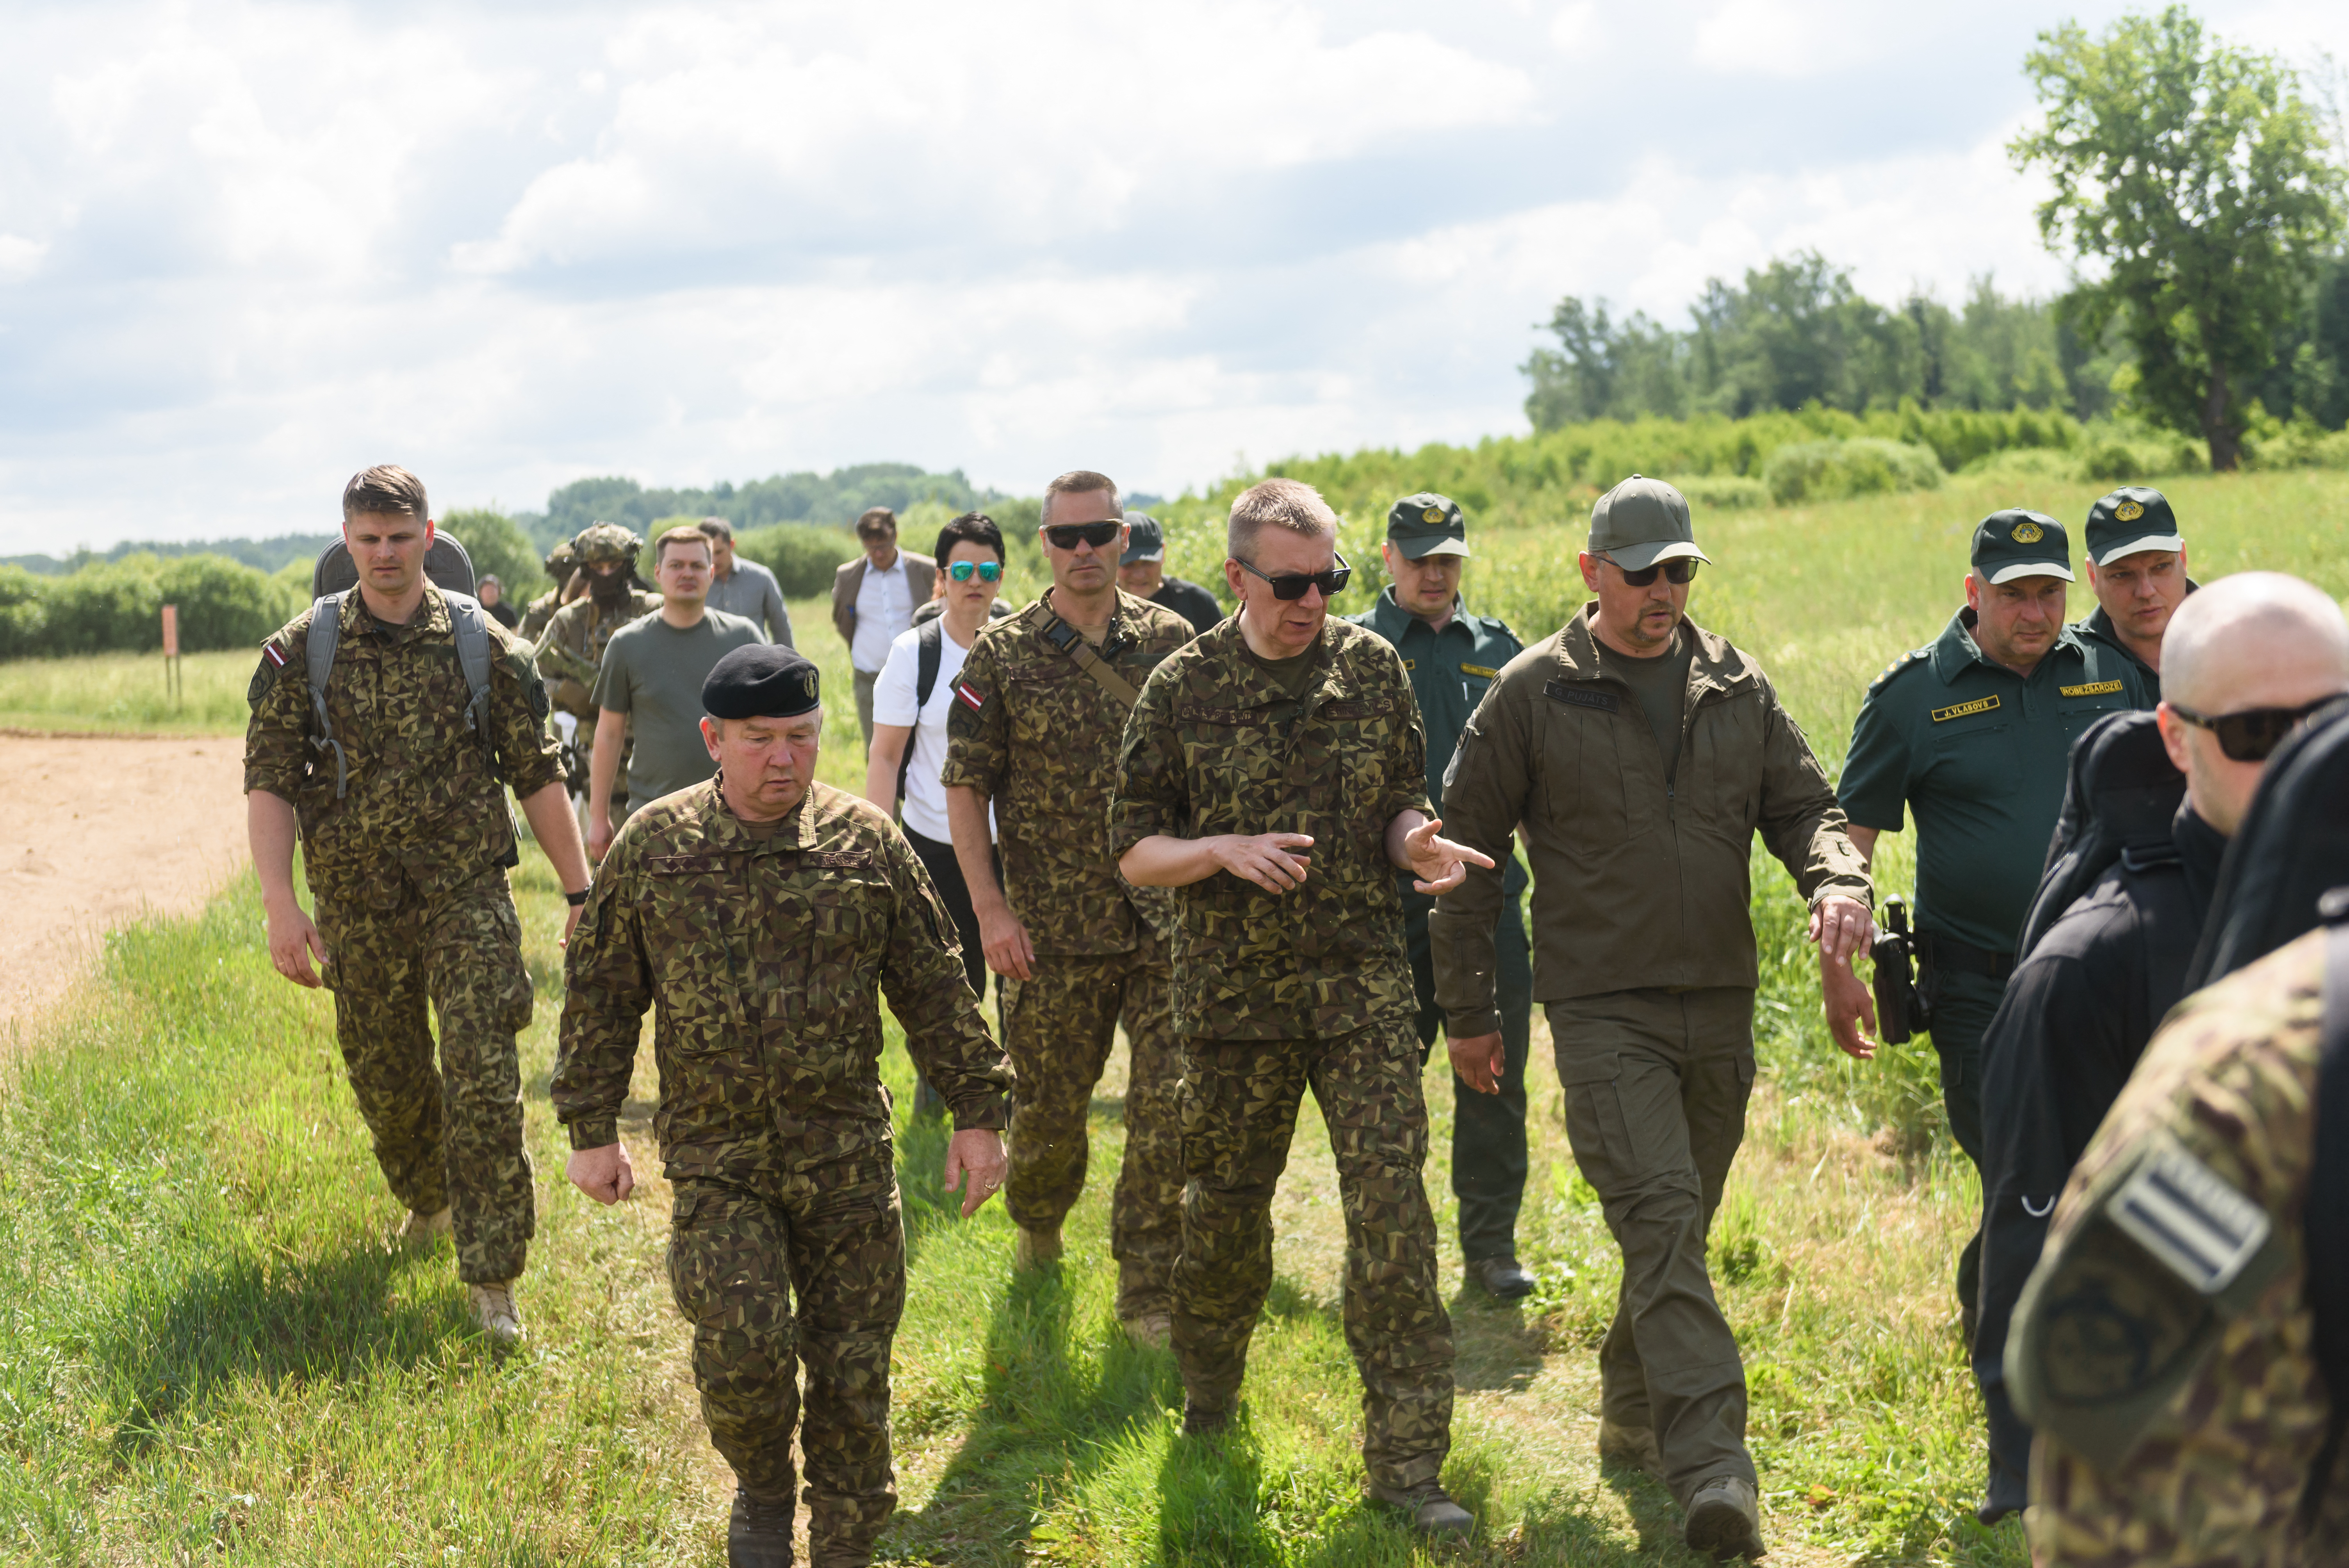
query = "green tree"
xmin=440 ymin=507 xmax=541 ymax=601
xmin=2011 ymin=7 xmax=2346 ymax=469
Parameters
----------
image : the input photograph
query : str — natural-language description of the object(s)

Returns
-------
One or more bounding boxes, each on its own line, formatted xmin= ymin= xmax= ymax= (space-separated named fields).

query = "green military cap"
xmin=1971 ymin=509 xmax=2074 ymax=584
xmin=1589 ymin=474 xmax=1709 ymax=572
xmin=572 ymin=522 xmax=643 ymax=566
xmin=2085 ymin=486 xmax=2183 ymax=567
xmin=1386 ymin=493 xmax=1471 ymax=560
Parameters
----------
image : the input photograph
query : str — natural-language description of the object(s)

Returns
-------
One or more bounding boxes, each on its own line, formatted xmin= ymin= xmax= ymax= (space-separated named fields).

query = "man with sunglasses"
xmin=2076 ymin=485 xmax=2193 ymax=700
xmin=1837 ymin=512 xmax=2146 ymax=1353
xmin=1113 ymin=476 xmax=1491 ymax=1538
xmin=940 ymin=471 xmax=1195 ymax=1349
xmin=1968 ymin=571 xmax=2349 ymax=1523
xmin=1430 ymin=474 xmax=1871 ymax=1560
xmin=1344 ymin=492 xmax=1537 ymax=1303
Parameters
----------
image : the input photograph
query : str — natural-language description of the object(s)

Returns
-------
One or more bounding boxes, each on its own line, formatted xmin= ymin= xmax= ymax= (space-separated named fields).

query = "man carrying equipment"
xmin=941 ymin=471 xmax=1194 ymax=1345
xmin=1837 ymin=510 xmax=2145 ymax=1345
xmin=1433 ymin=474 xmax=1871 ymax=1560
xmin=1345 ymin=491 xmax=1536 ymax=1301
xmin=555 ymin=643 xmax=1014 ymax=1568
xmin=1115 ymin=477 xmax=1492 ymax=1538
xmin=519 ymin=538 xmax=576 ymax=643
xmin=246 ymin=464 xmax=593 ymax=1344
xmin=2074 ymin=485 xmax=2192 ymax=700
xmin=537 ymin=522 xmax=661 ymax=833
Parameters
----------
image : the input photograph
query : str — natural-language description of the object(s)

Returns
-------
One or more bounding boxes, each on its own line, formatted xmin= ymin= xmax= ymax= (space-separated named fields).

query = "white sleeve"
xmin=871 ymin=631 xmax=921 ymax=726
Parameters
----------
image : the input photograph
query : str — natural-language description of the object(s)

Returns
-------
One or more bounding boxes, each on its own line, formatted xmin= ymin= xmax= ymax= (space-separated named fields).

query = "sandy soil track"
xmin=0 ymin=732 xmax=248 ymax=1040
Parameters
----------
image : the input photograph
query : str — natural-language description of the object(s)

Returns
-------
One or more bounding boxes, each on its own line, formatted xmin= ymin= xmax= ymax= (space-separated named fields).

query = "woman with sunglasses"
xmin=866 ymin=512 xmax=1008 ymax=1022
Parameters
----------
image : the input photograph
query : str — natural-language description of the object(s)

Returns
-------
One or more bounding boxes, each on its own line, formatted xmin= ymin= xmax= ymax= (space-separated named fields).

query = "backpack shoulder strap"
xmin=2302 ymin=891 xmax=2349 ymax=1527
xmin=443 ymin=592 xmax=498 ymax=765
xmin=916 ymin=615 xmax=946 ymax=709
xmin=305 ymin=593 xmax=350 ymax=798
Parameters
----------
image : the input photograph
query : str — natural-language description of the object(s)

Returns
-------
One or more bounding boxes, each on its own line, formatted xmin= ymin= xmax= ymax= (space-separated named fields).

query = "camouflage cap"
xmin=572 ymin=522 xmax=643 ymax=567
xmin=544 ymin=540 xmax=577 ymax=579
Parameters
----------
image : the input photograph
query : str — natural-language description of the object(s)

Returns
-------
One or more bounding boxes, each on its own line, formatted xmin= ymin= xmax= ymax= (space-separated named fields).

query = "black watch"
xmin=565 ymin=885 xmax=592 ymax=907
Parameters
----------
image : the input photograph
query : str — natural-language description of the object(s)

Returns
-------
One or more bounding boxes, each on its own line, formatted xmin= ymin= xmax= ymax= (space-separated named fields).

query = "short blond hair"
xmin=654 ymin=526 xmax=713 ymax=565
xmin=1227 ymin=477 xmax=1337 ymax=559
xmin=1041 ymin=470 xmax=1120 ymax=527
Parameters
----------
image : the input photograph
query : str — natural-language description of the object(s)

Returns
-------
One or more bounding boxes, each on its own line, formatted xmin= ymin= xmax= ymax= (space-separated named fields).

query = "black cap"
xmin=2085 ymin=487 xmax=2184 ymax=566
xmin=1969 ymin=509 xmax=2074 ymax=584
xmin=1121 ymin=511 xmax=1165 ymax=565
xmin=703 ymin=645 xmax=822 ymax=720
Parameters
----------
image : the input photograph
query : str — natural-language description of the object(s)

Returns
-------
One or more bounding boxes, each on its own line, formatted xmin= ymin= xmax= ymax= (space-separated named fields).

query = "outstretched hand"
xmin=1399 ymin=816 xmax=1495 ymax=896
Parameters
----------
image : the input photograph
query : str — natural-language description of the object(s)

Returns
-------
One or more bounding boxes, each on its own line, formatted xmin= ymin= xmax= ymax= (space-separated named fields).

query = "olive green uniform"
xmin=244 ymin=585 xmax=566 ymax=1285
xmin=1839 ymin=609 xmax=2146 ymax=1319
xmin=939 ymin=591 xmax=1194 ymax=1320
xmin=2007 ymin=927 xmax=2349 ymax=1564
xmin=518 ymin=587 xmax=563 ymax=644
xmin=551 ymin=779 xmax=1012 ymax=1567
xmin=1111 ymin=616 xmax=1454 ymax=1495
xmin=1346 ymin=586 xmax=1533 ymax=1266
xmin=1432 ymin=604 xmax=1868 ymax=1506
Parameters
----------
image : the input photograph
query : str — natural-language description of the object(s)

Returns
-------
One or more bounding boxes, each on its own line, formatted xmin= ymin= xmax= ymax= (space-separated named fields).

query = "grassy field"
xmin=0 ymin=648 xmax=257 ymax=734
xmin=3 ymin=470 xmax=2345 ymax=1564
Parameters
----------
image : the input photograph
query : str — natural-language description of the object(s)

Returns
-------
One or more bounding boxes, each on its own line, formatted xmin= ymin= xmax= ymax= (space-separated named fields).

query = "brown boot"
xmin=1683 ymin=1475 xmax=1766 ymax=1560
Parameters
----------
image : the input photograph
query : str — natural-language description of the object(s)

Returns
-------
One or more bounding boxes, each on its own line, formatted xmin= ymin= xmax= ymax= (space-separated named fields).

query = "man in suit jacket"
xmin=832 ymin=506 xmax=937 ymax=754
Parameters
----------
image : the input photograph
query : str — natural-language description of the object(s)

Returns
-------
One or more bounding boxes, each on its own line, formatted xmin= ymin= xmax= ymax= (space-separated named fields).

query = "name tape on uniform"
xmin=1544 ymin=680 xmax=1620 ymax=713
xmin=2061 ymin=680 xmax=2125 ymax=698
xmin=1931 ymin=695 xmax=2001 ymax=723
xmin=1461 ymin=664 xmax=1499 ymax=679
xmin=2109 ymin=1137 xmax=2271 ymax=1295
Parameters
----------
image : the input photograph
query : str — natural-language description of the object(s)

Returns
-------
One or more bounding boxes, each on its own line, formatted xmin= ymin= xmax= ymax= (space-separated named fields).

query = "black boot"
xmin=728 ymin=1490 xmax=793 ymax=1568
xmin=1978 ymin=1388 xmax=2032 ymax=1524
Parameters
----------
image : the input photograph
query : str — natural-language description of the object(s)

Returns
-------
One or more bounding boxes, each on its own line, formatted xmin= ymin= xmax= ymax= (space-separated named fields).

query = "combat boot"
xmin=1369 ymin=1483 xmax=1474 ymax=1537
xmin=1597 ymin=1417 xmax=1666 ymax=1482
xmin=1014 ymin=1226 xmax=1062 ymax=1270
xmin=1180 ymin=1398 xmax=1229 ymax=1436
xmin=467 ymin=1280 xmax=524 ymax=1345
xmin=1121 ymin=1311 xmax=1172 ymax=1351
xmin=1683 ymin=1475 xmax=1766 ymax=1559
xmin=727 ymin=1490 xmax=793 ymax=1568
xmin=1467 ymin=1255 xmax=1535 ymax=1300
xmin=397 ymin=1206 xmax=452 ymax=1244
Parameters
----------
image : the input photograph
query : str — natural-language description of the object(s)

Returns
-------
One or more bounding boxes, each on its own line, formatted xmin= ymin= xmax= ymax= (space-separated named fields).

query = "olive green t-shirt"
xmin=1242 ymin=640 xmax=1324 ymax=721
xmin=590 ymin=609 xmax=764 ymax=809
xmin=1597 ymin=628 xmax=1695 ymax=783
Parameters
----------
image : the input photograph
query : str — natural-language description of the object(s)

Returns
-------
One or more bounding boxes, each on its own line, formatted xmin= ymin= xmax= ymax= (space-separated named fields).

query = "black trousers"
xmin=904 ymin=824 xmax=993 ymax=1002
xmin=1403 ymin=857 xmax=1533 ymax=1264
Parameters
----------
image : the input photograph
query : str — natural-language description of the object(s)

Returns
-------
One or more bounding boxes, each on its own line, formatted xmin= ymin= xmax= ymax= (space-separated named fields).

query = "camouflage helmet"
xmin=571 ymin=522 xmax=643 ymax=568
xmin=542 ymin=539 xmax=578 ymax=581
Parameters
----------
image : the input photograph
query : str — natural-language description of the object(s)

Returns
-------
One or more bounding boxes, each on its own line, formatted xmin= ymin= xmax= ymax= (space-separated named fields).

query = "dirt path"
xmin=0 ymin=733 xmax=248 ymax=1041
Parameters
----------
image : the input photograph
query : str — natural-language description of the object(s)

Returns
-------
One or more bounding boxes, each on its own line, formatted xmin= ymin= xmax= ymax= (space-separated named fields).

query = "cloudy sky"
xmin=1 ymin=0 xmax=2342 ymax=549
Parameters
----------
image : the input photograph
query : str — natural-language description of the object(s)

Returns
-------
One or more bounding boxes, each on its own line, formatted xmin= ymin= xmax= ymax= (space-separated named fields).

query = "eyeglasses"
xmin=946 ymin=560 xmax=1003 ymax=583
xmin=1235 ymin=552 xmax=1351 ymax=601
xmin=2167 ymin=697 xmax=2333 ymax=763
xmin=1041 ymin=520 xmax=1122 ymax=551
xmin=1597 ymin=552 xmax=1699 ymax=587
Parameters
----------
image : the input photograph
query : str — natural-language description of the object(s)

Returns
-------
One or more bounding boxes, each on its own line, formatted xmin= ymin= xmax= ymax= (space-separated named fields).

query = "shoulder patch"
xmin=2108 ymin=1136 xmax=2271 ymax=1296
xmin=1866 ymin=647 xmax=1931 ymax=696
xmin=1932 ymin=695 xmax=2000 ymax=723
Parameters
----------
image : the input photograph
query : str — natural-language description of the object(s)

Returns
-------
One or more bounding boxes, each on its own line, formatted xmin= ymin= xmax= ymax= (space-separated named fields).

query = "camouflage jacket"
xmin=2018 ymin=928 xmax=2349 ymax=1565
xmin=518 ymin=587 xmax=563 ymax=644
xmin=1109 ymin=615 xmax=1430 ymax=1041
xmin=940 ymin=591 xmax=1193 ymax=955
xmin=550 ymin=779 xmax=1014 ymax=1180
xmin=243 ymin=584 xmax=564 ymax=905
xmin=535 ymin=590 xmax=661 ymax=719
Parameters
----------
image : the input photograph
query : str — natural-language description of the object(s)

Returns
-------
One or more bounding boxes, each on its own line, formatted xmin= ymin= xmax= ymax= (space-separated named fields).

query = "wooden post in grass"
xmin=160 ymin=603 xmax=180 ymax=707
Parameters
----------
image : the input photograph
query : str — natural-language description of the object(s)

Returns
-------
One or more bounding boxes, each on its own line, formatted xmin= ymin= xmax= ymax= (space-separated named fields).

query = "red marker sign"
xmin=161 ymin=604 xmax=179 ymax=659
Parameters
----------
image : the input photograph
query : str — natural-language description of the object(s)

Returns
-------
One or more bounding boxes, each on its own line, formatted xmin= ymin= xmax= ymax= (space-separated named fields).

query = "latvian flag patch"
xmin=955 ymin=681 xmax=986 ymax=712
xmin=264 ymin=643 xmax=288 ymax=668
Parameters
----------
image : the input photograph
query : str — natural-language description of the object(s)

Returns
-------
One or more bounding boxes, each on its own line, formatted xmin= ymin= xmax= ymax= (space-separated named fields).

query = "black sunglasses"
xmin=1041 ymin=520 xmax=1122 ymax=551
xmin=1598 ymin=552 xmax=1699 ymax=587
xmin=2167 ymin=697 xmax=2331 ymax=763
xmin=1235 ymin=552 xmax=1351 ymax=601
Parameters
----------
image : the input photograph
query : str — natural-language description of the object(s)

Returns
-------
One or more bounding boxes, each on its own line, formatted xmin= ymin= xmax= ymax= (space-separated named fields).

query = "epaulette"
xmin=1866 ymin=647 xmax=1931 ymax=697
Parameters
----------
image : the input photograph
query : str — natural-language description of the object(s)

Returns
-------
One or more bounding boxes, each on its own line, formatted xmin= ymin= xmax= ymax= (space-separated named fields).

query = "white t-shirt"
xmin=873 ymin=620 xmax=995 ymax=845
xmin=852 ymin=556 xmax=914 ymax=674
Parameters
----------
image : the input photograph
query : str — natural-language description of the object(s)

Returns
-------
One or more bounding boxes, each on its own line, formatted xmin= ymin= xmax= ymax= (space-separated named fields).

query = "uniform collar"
xmin=1556 ymin=602 xmax=1745 ymax=693
xmin=700 ymin=776 xmax=822 ymax=852
xmin=345 ymin=581 xmax=450 ymax=642
xmin=1368 ymin=585 xmax=1468 ymax=643
xmin=1932 ymin=605 xmax=2086 ymax=684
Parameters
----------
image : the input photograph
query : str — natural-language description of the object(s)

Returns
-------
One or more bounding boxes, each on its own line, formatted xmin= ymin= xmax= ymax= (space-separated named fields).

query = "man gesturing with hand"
xmin=1113 ymin=478 xmax=1486 ymax=1539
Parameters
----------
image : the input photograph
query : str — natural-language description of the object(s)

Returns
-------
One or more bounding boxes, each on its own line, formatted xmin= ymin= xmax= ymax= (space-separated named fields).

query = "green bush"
xmin=4 ymin=552 xmax=301 ymax=657
xmin=1669 ymin=475 xmax=1771 ymax=511
xmin=736 ymin=523 xmax=861 ymax=597
xmin=1762 ymin=438 xmax=1944 ymax=505
xmin=441 ymin=508 xmax=542 ymax=599
xmin=2080 ymin=431 xmax=2207 ymax=483
xmin=0 ymin=567 xmax=48 ymax=661
xmin=156 ymin=555 xmax=302 ymax=651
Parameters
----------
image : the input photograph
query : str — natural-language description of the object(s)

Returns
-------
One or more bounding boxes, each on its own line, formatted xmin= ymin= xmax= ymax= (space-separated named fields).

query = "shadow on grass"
xmin=1447 ymin=1288 xmax=1544 ymax=1395
xmin=102 ymin=1240 xmax=460 ymax=1459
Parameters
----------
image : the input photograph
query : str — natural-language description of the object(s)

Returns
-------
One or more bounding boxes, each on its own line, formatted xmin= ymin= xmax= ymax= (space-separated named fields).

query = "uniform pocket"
xmin=1554 ymin=1049 xmax=1632 ymax=1187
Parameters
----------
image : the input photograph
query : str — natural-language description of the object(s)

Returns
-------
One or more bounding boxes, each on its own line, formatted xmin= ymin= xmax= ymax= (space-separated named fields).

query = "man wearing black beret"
xmin=552 ymin=643 xmax=1015 ymax=1568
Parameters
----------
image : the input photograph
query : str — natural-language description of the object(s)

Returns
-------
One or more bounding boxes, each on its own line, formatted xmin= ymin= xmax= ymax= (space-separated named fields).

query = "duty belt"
xmin=1917 ymin=930 xmax=2016 ymax=984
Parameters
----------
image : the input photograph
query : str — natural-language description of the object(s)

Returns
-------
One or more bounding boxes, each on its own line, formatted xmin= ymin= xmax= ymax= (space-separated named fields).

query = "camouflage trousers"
xmin=1173 ymin=1019 xmax=1455 ymax=1494
xmin=668 ymin=1153 xmax=905 ymax=1568
xmin=1000 ymin=938 xmax=1183 ymax=1319
xmin=314 ymin=864 xmax=535 ymax=1285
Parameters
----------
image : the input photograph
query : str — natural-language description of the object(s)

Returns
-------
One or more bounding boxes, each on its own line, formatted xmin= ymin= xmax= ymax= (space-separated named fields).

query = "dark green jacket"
xmin=1345 ymin=587 xmax=1522 ymax=816
xmin=1431 ymin=604 xmax=1870 ymax=1033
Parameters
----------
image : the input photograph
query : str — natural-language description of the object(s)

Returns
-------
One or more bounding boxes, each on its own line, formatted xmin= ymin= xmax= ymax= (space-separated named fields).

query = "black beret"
xmin=703 ymin=645 xmax=822 ymax=720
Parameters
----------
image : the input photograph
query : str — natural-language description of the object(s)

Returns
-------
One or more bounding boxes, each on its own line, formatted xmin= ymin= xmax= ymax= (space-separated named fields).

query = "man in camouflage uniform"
xmin=518 ymin=538 xmax=577 ymax=644
xmin=536 ymin=522 xmax=660 ymax=829
xmin=246 ymin=464 xmax=593 ymax=1343
xmin=1112 ymin=477 xmax=1492 ymax=1537
xmin=555 ymin=643 xmax=1013 ymax=1568
xmin=939 ymin=469 xmax=1193 ymax=1346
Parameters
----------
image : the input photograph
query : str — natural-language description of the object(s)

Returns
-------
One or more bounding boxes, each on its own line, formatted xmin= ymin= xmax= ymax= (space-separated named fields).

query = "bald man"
xmin=1968 ymin=572 xmax=2349 ymax=1522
